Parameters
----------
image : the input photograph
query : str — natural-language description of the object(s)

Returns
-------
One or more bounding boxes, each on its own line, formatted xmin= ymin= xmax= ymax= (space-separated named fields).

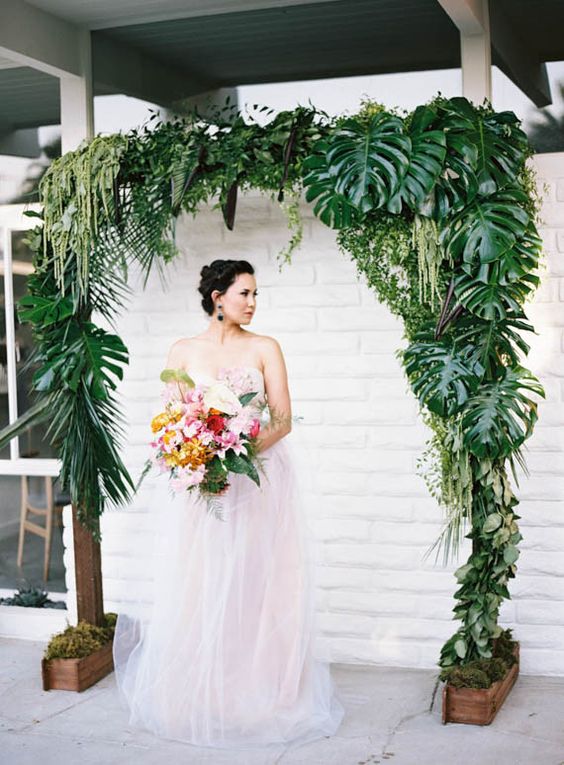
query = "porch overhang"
xmin=0 ymin=0 xmax=560 ymax=142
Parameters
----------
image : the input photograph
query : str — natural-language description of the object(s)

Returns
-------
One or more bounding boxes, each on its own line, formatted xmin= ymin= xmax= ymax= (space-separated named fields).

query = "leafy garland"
xmin=0 ymin=95 xmax=545 ymax=673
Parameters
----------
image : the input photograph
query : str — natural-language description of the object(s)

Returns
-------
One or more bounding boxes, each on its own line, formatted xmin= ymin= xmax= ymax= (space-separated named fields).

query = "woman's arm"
xmin=255 ymin=337 xmax=292 ymax=453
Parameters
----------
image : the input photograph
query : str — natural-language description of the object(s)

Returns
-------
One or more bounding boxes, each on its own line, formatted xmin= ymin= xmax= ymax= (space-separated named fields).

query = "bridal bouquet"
xmin=145 ymin=367 xmax=265 ymax=500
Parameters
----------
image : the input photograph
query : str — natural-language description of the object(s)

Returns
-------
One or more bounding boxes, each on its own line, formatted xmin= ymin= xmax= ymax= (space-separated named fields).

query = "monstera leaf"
xmin=329 ymin=114 xmax=411 ymax=209
xmin=402 ymin=337 xmax=485 ymax=417
xmin=302 ymin=142 xmax=359 ymax=228
xmin=429 ymin=106 xmax=479 ymax=218
xmin=388 ymin=105 xmax=447 ymax=213
xmin=34 ymin=322 xmax=129 ymax=400
xmin=474 ymin=110 xmax=529 ymax=194
xmin=461 ymin=366 xmax=545 ymax=459
xmin=496 ymin=225 xmax=542 ymax=287
xmin=441 ymin=188 xmax=530 ymax=267
xmin=455 ymin=312 xmax=534 ymax=373
xmin=17 ymin=292 xmax=75 ymax=326
xmin=429 ymin=99 xmax=527 ymax=219
xmin=303 ymin=113 xmax=411 ymax=226
xmin=438 ymin=98 xmax=528 ymax=195
xmin=453 ymin=270 xmax=530 ymax=321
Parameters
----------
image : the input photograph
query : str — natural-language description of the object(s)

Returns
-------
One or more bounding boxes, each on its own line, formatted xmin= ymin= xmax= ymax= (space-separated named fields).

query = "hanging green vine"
xmin=0 ymin=94 xmax=545 ymax=676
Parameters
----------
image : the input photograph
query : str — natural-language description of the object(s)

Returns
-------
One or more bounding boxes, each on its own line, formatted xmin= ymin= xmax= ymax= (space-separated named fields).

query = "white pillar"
xmin=59 ymin=28 xmax=94 ymax=153
xmin=460 ymin=0 xmax=491 ymax=105
xmin=438 ymin=0 xmax=492 ymax=105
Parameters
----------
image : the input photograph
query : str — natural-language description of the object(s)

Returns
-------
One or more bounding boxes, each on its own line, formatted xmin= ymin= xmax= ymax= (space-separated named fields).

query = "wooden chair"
xmin=16 ymin=476 xmax=70 ymax=581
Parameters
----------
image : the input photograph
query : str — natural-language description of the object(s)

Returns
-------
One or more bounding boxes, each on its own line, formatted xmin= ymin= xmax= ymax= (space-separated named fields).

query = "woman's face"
xmin=213 ymin=273 xmax=258 ymax=325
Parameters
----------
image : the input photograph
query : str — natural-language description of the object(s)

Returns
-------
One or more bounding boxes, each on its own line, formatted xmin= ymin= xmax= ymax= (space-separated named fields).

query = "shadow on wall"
xmin=526 ymin=79 xmax=564 ymax=153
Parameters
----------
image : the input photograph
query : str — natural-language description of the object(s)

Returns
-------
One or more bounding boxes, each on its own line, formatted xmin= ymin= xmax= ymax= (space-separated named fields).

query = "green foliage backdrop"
xmin=0 ymin=95 xmax=545 ymax=672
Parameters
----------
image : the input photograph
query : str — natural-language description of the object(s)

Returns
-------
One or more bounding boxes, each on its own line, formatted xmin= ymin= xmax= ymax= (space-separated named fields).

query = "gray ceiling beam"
xmin=0 ymin=0 xmax=211 ymax=109
xmin=438 ymin=0 xmax=551 ymax=107
xmin=0 ymin=0 xmax=82 ymax=76
xmin=437 ymin=0 xmax=486 ymax=34
xmin=92 ymin=32 xmax=213 ymax=107
xmin=488 ymin=0 xmax=551 ymax=108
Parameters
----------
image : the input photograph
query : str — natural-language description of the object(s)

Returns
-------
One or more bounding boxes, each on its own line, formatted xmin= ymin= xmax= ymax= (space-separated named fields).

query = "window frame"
xmin=0 ymin=204 xmax=60 ymax=478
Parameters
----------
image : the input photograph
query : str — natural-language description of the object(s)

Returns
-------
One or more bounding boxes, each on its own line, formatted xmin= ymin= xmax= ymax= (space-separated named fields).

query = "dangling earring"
xmin=217 ymin=303 xmax=224 ymax=322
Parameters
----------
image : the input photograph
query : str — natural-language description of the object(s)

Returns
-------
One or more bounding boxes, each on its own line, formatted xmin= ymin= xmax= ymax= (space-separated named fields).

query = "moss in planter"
xmin=44 ymin=612 xmax=117 ymax=660
xmin=492 ymin=628 xmax=518 ymax=670
xmin=442 ymin=658 xmax=509 ymax=689
xmin=439 ymin=629 xmax=518 ymax=689
xmin=103 ymin=612 xmax=117 ymax=630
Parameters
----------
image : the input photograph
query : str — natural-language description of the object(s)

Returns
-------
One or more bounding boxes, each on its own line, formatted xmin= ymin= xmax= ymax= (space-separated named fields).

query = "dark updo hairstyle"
xmin=198 ymin=259 xmax=255 ymax=316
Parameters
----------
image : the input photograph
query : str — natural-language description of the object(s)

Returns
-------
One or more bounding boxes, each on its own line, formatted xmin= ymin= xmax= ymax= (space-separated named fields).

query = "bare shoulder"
xmin=165 ymin=336 xmax=198 ymax=368
xmin=246 ymin=332 xmax=283 ymax=355
xmin=250 ymin=334 xmax=285 ymax=369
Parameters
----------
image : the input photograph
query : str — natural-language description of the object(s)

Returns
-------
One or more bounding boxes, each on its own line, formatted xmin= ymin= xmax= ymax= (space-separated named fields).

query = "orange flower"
xmin=178 ymin=438 xmax=215 ymax=468
xmin=151 ymin=412 xmax=171 ymax=433
xmin=151 ymin=406 xmax=183 ymax=433
xmin=163 ymin=437 xmax=215 ymax=469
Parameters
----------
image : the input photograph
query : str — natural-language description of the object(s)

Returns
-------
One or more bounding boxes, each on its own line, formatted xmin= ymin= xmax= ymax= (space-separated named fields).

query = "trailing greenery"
xmin=43 ymin=612 xmax=117 ymax=660
xmin=416 ymin=411 xmax=474 ymax=566
xmin=303 ymin=94 xmax=544 ymax=670
xmin=0 ymin=94 xmax=545 ymax=679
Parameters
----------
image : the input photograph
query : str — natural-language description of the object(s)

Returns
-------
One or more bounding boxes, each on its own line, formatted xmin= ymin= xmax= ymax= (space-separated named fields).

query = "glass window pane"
xmin=0 ymin=230 xmax=8 ymax=459
xmin=12 ymin=229 xmax=56 ymax=458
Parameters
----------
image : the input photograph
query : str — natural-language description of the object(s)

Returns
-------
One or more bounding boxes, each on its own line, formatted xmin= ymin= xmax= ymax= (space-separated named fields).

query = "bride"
xmin=112 ymin=258 xmax=345 ymax=750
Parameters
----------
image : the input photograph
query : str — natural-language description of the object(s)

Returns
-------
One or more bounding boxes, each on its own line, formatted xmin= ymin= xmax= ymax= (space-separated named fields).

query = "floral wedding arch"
xmin=0 ymin=94 xmax=545 ymax=673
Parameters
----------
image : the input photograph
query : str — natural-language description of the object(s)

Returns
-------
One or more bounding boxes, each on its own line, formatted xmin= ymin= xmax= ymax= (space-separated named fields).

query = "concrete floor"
xmin=1 ymin=637 xmax=563 ymax=765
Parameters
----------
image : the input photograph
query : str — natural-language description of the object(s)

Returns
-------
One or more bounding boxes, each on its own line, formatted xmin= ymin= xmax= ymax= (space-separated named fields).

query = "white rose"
xmin=203 ymin=382 xmax=241 ymax=415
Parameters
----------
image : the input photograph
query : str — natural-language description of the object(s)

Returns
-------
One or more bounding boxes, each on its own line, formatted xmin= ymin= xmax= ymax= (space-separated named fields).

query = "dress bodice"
xmin=187 ymin=365 xmax=266 ymax=414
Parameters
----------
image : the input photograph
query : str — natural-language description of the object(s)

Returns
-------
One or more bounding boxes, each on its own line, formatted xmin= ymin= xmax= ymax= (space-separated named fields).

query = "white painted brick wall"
xmin=63 ymin=154 xmax=564 ymax=676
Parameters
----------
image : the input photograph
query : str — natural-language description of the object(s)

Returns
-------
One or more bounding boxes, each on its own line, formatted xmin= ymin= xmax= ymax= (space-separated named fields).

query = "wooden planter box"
xmin=442 ymin=642 xmax=520 ymax=725
xmin=41 ymin=639 xmax=114 ymax=692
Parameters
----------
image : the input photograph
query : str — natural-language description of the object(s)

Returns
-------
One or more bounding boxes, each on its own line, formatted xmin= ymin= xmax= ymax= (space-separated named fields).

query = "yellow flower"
xmin=151 ymin=412 xmax=171 ymax=433
xmin=151 ymin=405 xmax=183 ymax=433
xmin=176 ymin=438 xmax=215 ymax=468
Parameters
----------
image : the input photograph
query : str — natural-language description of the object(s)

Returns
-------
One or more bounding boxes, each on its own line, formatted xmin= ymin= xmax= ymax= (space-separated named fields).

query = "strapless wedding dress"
xmin=112 ymin=365 xmax=345 ymax=750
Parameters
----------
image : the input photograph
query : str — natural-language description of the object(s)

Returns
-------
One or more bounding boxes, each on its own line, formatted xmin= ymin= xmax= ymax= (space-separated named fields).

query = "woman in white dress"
xmin=112 ymin=259 xmax=345 ymax=750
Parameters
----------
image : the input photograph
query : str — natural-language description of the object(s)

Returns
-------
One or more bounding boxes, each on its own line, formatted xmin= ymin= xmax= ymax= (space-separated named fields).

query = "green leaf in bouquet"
xmin=134 ymin=458 xmax=154 ymax=493
xmin=224 ymin=450 xmax=261 ymax=487
xmin=159 ymin=368 xmax=195 ymax=387
xmin=203 ymin=455 xmax=229 ymax=493
xmin=238 ymin=391 xmax=258 ymax=406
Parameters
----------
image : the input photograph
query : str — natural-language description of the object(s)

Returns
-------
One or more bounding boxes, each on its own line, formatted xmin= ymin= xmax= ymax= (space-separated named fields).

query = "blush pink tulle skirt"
xmin=112 ymin=435 xmax=345 ymax=751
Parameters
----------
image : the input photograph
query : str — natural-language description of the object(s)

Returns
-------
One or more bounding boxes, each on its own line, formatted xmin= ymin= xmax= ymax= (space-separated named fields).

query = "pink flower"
xmin=182 ymin=419 xmax=202 ymax=439
xmin=249 ymin=419 xmax=261 ymax=438
xmin=217 ymin=367 xmax=254 ymax=397
xmin=170 ymin=465 xmax=206 ymax=491
xmin=227 ymin=409 xmax=253 ymax=436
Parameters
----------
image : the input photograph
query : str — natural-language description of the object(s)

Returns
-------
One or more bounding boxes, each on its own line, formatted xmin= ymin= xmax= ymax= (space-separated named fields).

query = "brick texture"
xmin=62 ymin=156 xmax=564 ymax=675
